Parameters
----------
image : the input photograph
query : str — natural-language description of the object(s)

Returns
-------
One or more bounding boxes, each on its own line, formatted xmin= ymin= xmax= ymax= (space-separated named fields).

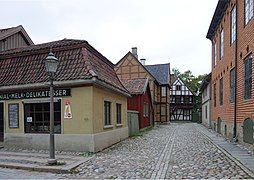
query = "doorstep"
xmin=0 ymin=151 xmax=92 ymax=173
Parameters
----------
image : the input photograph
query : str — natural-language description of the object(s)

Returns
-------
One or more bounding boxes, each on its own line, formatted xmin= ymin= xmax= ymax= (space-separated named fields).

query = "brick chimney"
xmin=131 ymin=47 xmax=138 ymax=59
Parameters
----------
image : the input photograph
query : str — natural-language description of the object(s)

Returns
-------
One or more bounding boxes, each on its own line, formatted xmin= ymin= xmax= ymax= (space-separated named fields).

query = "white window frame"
xmin=161 ymin=86 xmax=166 ymax=97
xmin=214 ymin=42 xmax=217 ymax=66
xmin=231 ymin=6 xmax=236 ymax=44
xmin=220 ymin=29 xmax=224 ymax=60
xmin=245 ymin=0 xmax=253 ymax=25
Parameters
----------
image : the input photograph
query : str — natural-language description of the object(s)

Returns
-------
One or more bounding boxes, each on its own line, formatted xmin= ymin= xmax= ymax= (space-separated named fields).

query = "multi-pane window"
xmin=220 ymin=29 xmax=224 ymax=59
xmin=24 ymin=102 xmax=61 ymax=133
xmin=214 ymin=83 xmax=217 ymax=107
xmin=143 ymin=102 xmax=149 ymax=117
xmin=161 ymin=105 xmax=166 ymax=116
xmin=214 ymin=42 xmax=217 ymax=66
xmin=104 ymin=101 xmax=111 ymax=125
xmin=231 ymin=6 xmax=236 ymax=44
xmin=176 ymin=85 xmax=181 ymax=91
xmin=245 ymin=0 xmax=253 ymax=25
xmin=244 ymin=56 xmax=252 ymax=99
xmin=220 ymin=78 xmax=223 ymax=106
xmin=205 ymin=105 xmax=208 ymax=119
xmin=116 ymin=103 xmax=122 ymax=124
xmin=230 ymin=68 xmax=236 ymax=102
xmin=161 ymin=86 xmax=166 ymax=97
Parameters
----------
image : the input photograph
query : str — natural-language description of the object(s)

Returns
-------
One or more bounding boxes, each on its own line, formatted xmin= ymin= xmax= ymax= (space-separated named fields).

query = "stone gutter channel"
xmin=0 ymin=151 xmax=92 ymax=173
xmin=196 ymin=124 xmax=254 ymax=178
xmin=151 ymin=126 xmax=177 ymax=179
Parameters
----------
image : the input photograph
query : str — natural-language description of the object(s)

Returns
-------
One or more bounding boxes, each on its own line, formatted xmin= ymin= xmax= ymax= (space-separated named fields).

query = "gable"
xmin=115 ymin=52 xmax=155 ymax=81
xmin=171 ymin=77 xmax=193 ymax=96
xmin=0 ymin=32 xmax=30 ymax=51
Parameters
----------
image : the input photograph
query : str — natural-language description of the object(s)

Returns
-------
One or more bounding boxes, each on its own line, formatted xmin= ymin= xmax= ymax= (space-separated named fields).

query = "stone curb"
xmin=198 ymin=127 xmax=254 ymax=179
xmin=0 ymin=157 xmax=92 ymax=174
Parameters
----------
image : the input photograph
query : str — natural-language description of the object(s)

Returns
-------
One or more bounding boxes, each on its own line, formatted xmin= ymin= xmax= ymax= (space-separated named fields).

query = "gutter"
xmin=233 ymin=1 xmax=238 ymax=141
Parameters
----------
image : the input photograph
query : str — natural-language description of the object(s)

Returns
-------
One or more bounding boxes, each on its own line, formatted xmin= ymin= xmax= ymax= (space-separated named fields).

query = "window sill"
xmin=116 ymin=124 xmax=123 ymax=127
xmin=103 ymin=125 xmax=113 ymax=129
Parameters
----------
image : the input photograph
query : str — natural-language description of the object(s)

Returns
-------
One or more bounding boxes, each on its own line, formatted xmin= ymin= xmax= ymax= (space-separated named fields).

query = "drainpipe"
xmin=233 ymin=0 xmax=238 ymax=141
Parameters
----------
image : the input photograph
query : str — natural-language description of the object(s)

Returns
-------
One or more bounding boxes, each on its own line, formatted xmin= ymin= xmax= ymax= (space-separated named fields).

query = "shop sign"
xmin=26 ymin=117 xmax=33 ymax=123
xmin=0 ymin=89 xmax=71 ymax=100
xmin=64 ymin=100 xmax=72 ymax=119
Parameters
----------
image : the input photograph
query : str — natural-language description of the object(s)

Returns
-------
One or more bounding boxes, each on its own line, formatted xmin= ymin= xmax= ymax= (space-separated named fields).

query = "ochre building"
xmin=0 ymin=39 xmax=130 ymax=152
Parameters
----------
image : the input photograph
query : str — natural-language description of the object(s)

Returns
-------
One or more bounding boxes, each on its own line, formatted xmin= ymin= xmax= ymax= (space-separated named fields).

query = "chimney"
xmin=140 ymin=58 xmax=146 ymax=65
xmin=131 ymin=47 xmax=138 ymax=59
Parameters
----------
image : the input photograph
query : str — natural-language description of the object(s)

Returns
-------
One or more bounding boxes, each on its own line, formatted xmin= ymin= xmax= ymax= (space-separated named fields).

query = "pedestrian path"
xmin=196 ymin=124 xmax=254 ymax=177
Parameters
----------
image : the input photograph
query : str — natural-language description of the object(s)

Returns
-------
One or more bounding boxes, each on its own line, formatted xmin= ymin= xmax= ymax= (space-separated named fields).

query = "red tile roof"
xmin=0 ymin=39 xmax=128 ymax=95
xmin=121 ymin=78 xmax=148 ymax=95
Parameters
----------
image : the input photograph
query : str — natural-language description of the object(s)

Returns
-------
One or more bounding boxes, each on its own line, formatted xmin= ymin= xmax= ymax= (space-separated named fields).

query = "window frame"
xmin=214 ymin=83 xmax=217 ymax=107
xmin=245 ymin=0 xmax=254 ymax=25
xmin=161 ymin=86 xmax=166 ymax=97
xmin=230 ymin=68 xmax=236 ymax=103
xmin=116 ymin=103 xmax=122 ymax=124
xmin=244 ymin=56 xmax=252 ymax=100
xmin=219 ymin=78 xmax=223 ymax=106
xmin=231 ymin=6 xmax=237 ymax=44
xmin=104 ymin=101 xmax=111 ymax=126
xmin=214 ymin=42 xmax=217 ymax=67
xmin=220 ymin=29 xmax=224 ymax=60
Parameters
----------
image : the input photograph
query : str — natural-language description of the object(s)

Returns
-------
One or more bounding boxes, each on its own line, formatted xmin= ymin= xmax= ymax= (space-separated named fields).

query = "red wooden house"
xmin=121 ymin=78 xmax=154 ymax=129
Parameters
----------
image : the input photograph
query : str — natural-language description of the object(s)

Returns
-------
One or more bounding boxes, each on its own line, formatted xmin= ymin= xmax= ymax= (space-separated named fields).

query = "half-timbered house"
xmin=115 ymin=48 xmax=171 ymax=123
xmin=170 ymin=76 xmax=194 ymax=121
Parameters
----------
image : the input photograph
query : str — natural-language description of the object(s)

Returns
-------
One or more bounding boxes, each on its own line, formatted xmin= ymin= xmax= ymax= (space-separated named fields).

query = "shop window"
xmin=24 ymin=101 xmax=61 ymax=134
xmin=104 ymin=101 xmax=111 ymax=125
xmin=116 ymin=103 xmax=122 ymax=124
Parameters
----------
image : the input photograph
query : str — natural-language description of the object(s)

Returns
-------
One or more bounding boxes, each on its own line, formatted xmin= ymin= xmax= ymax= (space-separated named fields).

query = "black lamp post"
xmin=44 ymin=48 xmax=59 ymax=165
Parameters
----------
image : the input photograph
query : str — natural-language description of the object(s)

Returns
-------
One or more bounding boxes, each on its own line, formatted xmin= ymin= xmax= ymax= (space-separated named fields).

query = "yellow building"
xmin=0 ymin=39 xmax=130 ymax=152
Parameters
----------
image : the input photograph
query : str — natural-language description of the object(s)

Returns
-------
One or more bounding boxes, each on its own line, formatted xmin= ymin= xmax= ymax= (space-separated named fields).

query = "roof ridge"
xmin=145 ymin=62 xmax=170 ymax=66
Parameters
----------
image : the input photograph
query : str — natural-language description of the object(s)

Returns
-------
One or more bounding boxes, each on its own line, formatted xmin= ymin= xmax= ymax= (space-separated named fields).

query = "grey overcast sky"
xmin=0 ymin=0 xmax=218 ymax=76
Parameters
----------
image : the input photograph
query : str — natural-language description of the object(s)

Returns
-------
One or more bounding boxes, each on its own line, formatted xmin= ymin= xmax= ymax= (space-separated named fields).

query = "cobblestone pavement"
xmin=62 ymin=123 xmax=251 ymax=179
xmin=0 ymin=123 xmax=252 ymax=179
xmin=0 ymin=167 xmax=58 ymax=179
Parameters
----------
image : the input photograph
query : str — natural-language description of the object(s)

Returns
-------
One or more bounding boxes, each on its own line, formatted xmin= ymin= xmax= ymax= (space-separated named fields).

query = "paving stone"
xmin=0 ymin=123 xmax=253 ymax=179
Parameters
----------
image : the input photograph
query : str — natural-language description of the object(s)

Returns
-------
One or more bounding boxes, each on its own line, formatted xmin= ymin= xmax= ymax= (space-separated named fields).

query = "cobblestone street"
xmin=64 ymin=123 xmax=252 ymax=179
xmin=0 ymin=123 xmax=253 ymax=179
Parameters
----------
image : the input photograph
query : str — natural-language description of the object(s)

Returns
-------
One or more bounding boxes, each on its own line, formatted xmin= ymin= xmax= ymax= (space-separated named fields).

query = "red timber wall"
xmin=127 ymin=90 xmax=153 ymax=129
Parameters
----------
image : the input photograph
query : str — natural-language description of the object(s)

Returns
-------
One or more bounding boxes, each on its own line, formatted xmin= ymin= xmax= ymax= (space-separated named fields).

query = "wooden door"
xmin=0 ymin=103 xmax=3 ymax=142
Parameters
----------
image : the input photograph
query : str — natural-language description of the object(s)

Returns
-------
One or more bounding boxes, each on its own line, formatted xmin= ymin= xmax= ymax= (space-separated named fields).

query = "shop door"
xmin=0 ymin=103 xmax=3 ymax=142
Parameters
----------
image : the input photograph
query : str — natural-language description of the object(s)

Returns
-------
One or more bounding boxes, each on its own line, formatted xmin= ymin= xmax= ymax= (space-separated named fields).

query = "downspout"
xmin=233 ymin=0 xmax=238 ymax=141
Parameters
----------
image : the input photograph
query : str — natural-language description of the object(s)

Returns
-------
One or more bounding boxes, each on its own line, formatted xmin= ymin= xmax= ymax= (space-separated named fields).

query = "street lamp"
xmin=44 ymin=48 xmax=59 ymax=165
